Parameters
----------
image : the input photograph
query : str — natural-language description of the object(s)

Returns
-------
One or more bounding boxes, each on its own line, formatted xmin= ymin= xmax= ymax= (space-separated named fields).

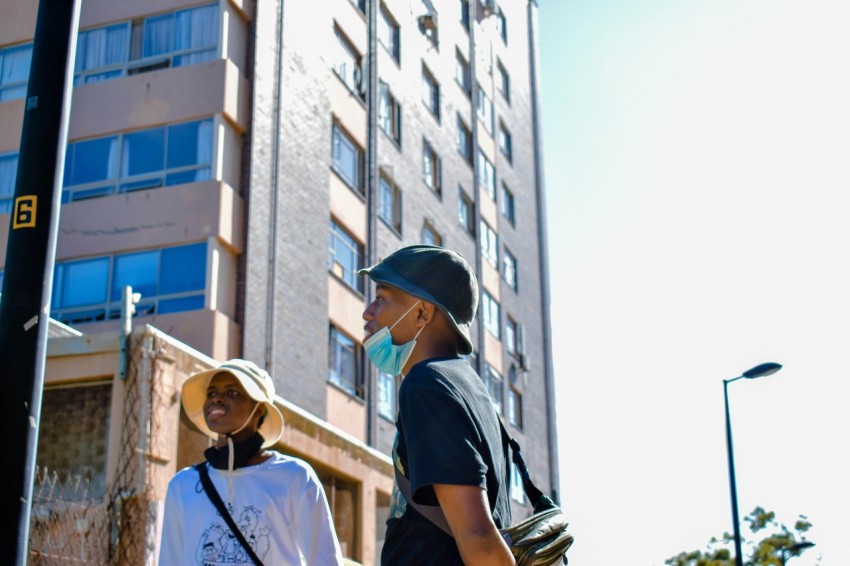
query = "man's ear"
xmin=416 ymin=301 xmax=437 ymax=326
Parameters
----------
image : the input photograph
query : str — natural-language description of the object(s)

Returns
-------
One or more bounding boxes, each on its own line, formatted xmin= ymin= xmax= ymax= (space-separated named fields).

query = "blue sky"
xmin=541 ymin=1 xmax=850 ymax=564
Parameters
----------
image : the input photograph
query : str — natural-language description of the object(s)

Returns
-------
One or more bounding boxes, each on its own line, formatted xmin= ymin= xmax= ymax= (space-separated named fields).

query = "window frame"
xmin=498 ymin=121 xmax=513 ymax=163
xmin=477 ymin=149 xmax=496 ymax=200
xmin=496 ymin=59 xmax=511 ymax=103
xmin=328 ymin=324 xmax=362 ymax=398
xmin=50 ymin=242 xmax=207 ymax=324
xmin=332 ymin=25 xmax=365 ymax=100
xmin=477 ymin=85 xmax=494 ymax=134
xmin=0 ymin=43 xmax=33 ymax=101
xmin=458 ymin=187 xmax=475 ymax=237
xmin=378 ymin=173 xmax=403 ymax=234
xmin=378 ymin=4 xmax=401 ymax=63
xmin=420 ymin=221 xmax=442 ymax=247
xmin=455 ymin=49 xmax=471 ymax=96
xmin=422 ymin=64 xmax=441 ymax=121
xmin=483 ymin=363 xmax=504 ymax=414
xmin=500 ymin=182 xmax=516 ymax=226
xmin=503 ymin=248 xmax=518 ymax=290
xmin=482 ymin=290 xmax=501 ymax=339
xmin=377 ymin=372 xmax=398 ymax=420
xmin=422 ymin=139 xmax=442 ymax=196
xmin=480 ymin=219 xmax=498 ymax=267
xmin=379 ymin=81 xmax=403 ymax=146
xmin=456 ymin=114 xmax=473 ymax=164
xmin=328 ymin=219 xmax=364 ymax=292
xmin=331 ymin=121 xmax=365 ymax=194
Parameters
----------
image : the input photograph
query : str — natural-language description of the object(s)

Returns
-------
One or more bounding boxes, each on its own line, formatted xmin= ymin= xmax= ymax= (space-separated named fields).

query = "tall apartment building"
xmin=1 ymin=0 xmax=557 ymax=561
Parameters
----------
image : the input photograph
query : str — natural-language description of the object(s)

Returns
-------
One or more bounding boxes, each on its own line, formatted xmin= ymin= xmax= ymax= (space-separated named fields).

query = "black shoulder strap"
xmin=393 ymin=416 xmax=553 ymax=537
xmin=194 ymin=463 xmax=265 ymax=566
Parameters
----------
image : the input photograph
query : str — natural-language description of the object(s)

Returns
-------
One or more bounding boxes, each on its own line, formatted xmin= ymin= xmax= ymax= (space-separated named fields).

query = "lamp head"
xmin=742 ymin=362 xmax=782 ymax=379
xmin=785 ymin=541 xmax=815 ymax=552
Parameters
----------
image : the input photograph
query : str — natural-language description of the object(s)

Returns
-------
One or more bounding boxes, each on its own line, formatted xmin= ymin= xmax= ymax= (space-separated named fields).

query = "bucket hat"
xmin=182 ymin=359 xmax=284 ymax=448
xmin=359 ymin=245 xmax=478 ymax=355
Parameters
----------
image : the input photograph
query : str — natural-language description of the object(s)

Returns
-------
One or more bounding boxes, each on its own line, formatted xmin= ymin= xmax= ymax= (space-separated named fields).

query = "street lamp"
xmin=778 ymin=541 xmax=815 ymax=566
xmin=724 ymin=362 xmax=782 ymax=566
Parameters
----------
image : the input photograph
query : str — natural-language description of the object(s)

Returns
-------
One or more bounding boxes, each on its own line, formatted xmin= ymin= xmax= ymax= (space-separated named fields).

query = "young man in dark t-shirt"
xmin=360 ymin=245 xmax=514 ymax=566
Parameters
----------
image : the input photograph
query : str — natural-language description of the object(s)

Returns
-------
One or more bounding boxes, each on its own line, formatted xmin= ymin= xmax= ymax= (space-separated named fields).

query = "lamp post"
xmin=778 ymin=541 xmax=815 ymax=566
xmin=724 ymin=362 xmax=782 ymax=566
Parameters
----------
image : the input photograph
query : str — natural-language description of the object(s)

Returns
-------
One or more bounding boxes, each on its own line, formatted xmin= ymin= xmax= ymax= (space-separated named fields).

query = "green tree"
xmin=664 ymin=507 xmax=818 ymax=566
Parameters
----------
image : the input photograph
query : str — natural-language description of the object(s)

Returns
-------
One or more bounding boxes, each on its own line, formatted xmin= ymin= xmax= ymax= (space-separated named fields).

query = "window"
xmin=329 ymin=325 xmax=361 ymax=398
xmin=483 ymin=364 xmax=503 ymax=413
xmin=332 ymin=26 xmax=364 ymax=99
xmin=329 ymin=220 xmax=363 ymax=291
xmin=378 ymin=372 xmax=397 ymax=419
xmin=500 ymin=183 xmax=515 ymax=225
xmin=379 ymin=81 xmax=402 ymax=145
xmin=73 ymin=5 xmax=218 ymax=84
xmin=505 ymin=317 xmax=520 ymax=355
xmin=422 ymin=65 xmax=440 ymax=120
xmin=422 ymin=139 xmax=442 ymax=195
xmin=458 ymin=188 xmax=475 ymax=236
xmin=498 ymin=122 xmax=513 ymax=163
xmin=332 ymin=122 xmax=364 ymax=193
xmin=0 ymin=43 xmax=33 ymax=101
xmin=455 ymin=50 xmax=471 ymax=95
xmin=496 ymin=7 xmax=507 ymax=43
xmin=456 ymin=115 xmax=472 ymax=163
xmin=481 ymin=291 xmax=500 ymax=338
xmin=510 ymin=462 xmax=525 ymax=503
xmin=477 ymin=86 xmax=494 ymax=134
xmin=477 ymin=149 xmax=496 ymax=199
xmin=503 ymin=248 xmax=517 ymax=290
xmin=50 ymin=242 xmax=207 ymax=324
xmin=421 ymin=222 xmax=442 ymax=246
xmin=480 ymin=220 xmax=498 ymax=267
xmin=37 ymin=384 xmax=113 ymax=500
xmin=507 ymin=388 xmax=523 ymax=429
xmin=496 ymin=60 xmax=510 ymax=103
xmin=0 ymin=153 xmax=19 ymax=214
xmin=349 ymin=0 xmax=366 ymax=12
xmin=379 ymin=174 xmax=402 ymax=233
xmin=62 ymin=119 xmax=213 ymax=202
xmin=379 ymin=5 xmax=400 ymax=62
xmin=460 ymin=0 xmax=471 ymax=31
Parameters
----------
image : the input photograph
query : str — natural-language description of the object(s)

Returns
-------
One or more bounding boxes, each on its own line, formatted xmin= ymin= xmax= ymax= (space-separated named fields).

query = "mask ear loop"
xmin=389 ymin=300 xmax=421 ymax=331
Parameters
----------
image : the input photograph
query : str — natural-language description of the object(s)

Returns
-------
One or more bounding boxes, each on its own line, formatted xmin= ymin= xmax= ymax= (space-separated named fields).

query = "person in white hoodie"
xmin=158 ymin=359 xmax=344 ymax=566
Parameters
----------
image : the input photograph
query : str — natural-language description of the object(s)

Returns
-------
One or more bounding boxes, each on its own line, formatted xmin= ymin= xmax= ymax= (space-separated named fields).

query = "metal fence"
xmin=29 ymin=333 xmax=164 ymax=565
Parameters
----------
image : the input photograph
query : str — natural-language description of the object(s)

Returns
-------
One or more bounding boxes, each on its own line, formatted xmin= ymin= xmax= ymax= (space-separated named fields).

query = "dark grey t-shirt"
xmin=381 ymin=357 xmax=511 ymax=565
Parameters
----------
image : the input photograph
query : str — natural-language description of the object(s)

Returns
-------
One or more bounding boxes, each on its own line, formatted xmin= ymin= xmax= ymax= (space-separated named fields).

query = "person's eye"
xmin=227 ymin=390 xmax=242 ymax=398
xmin=206 ymin=391 xmax=216 ymax=399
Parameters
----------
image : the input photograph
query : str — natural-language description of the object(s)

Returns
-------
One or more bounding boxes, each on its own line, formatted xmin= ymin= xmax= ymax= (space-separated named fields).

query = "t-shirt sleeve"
xmin=401 ymin=376 xmax=487 ymax=505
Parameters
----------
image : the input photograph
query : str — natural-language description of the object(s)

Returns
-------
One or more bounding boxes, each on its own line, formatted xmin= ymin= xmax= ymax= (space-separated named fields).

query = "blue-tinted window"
xmin=75 ymin=24 xmax=130 ymax=84
xmin=64 ymin=119 xmax=213 ymax=201
xmin=0 ymin=43 xmax=33 ymax=101
xmin=143 ymin=14 xmax=175 ymax=58
xmin=158 ymin=295 xmax=204 ymax=314
xmin=122 ymin=128 xmax=165 ymax=177
xmin=0 ymin=153 xmax=18 ymax=214
xmin=167 ymin=120 xmax=212 ymax=169
xmin=332 ymin=124 xmax=362 ymax=192
xmin=71 ymin=137 xmax=117 ymax=185
xmin=111 ymin=251 xmax=158 ymax=301
xmin=160 ymin=243 xmax=206 ymax=294
xmin=328 ymin=221 xmax=362 ymax=291
xmin=61 ymin=259 xmax=109 ymax=308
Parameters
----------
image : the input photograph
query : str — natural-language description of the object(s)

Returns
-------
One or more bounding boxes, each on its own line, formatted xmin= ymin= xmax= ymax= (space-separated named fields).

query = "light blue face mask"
xmin=364 ymin=300 xmax=425 ymax=376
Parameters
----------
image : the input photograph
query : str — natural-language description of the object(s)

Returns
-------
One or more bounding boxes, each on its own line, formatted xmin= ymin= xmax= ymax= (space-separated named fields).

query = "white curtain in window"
xmin=143 ymin=14 xmax=173 ymax=58
xmin=0 ymin=45 xmax=32 ymax=100
xmin=79 ymin=26 xmax=128 ymax=75
xmin=0 ymin=154 xmax=19 ymax=197
xmin=174 ymin=6 xmax=218 ymax=65
xmin=196 ymin=119 xmax=213 ymax=166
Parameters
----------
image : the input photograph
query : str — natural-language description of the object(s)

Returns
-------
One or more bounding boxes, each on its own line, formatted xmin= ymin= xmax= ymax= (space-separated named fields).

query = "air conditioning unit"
xmin=481 ymin=0 xmax=497 ymax=18
xmin=419 ymin=13 xmax=437 ymax=32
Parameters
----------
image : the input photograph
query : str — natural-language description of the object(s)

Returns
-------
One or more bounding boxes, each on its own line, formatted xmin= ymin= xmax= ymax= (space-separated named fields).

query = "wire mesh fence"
xmin=28 ymin=332 xmax=166 ymax=565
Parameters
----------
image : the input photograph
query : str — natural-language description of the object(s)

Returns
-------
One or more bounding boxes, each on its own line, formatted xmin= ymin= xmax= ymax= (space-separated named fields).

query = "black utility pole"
xmin=0 ymin=0 xmax=80 ymax=562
